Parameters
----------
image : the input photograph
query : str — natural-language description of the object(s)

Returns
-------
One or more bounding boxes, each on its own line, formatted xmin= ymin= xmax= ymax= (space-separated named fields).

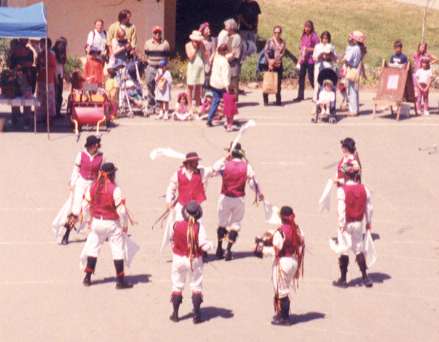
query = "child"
xmin=389 ymin=40 xmax=408 ymax=66
xmin=172 ymin=92 xmax=192 ymax=121
xmin=415 ymin=58 xmax=433 ymax=115
xmin=199 ymin=92 xmax=213 ymax=119
xmin=105 ymin=68 xmax=119 ymax=119
xmin=155 ymin=60 xmax=173 ymax=120
xmin=318 ymin=79 xmax=336 ymax=115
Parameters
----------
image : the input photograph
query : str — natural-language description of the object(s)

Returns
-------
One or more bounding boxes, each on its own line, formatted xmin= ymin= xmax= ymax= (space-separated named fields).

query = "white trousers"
xmin=83 ymin=218 xmax=124 ymax=260
xmin=340 ymin=221 xmax=364 ymax=255
xmin=171 ymin=255 xmax=203 ymax=293
xmin=218 ymin=194 xmax=245 ymax=231
xmin=272 ymin=256 xmax=298 ymax=298
xmin=72 ymin=177 xmax=93 ymax=216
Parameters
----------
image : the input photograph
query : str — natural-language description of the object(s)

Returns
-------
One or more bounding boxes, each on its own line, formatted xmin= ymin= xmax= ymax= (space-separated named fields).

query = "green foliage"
xmin=240 ymin=54 xmax=262 ymax=83
xmin=64 ymin=56 xmax=83 ymax=82
xmin=168 ymin=55 xmax=187 ymax=83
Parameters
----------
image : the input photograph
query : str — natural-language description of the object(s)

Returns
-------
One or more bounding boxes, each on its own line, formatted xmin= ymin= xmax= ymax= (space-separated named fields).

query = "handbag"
xmin=345 ymin=66 xmax=360 ymax=82
xmin=262 ymin=71 xmax=278 ymax=94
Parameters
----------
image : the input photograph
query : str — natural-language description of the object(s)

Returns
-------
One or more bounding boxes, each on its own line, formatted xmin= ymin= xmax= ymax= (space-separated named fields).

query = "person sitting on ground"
xmin=389 ymin=40 xmax=408 ymax=67
xmin=173 ymin=92 xmax=192 ymax=121
xmin=317 ymin=79 xmax=336 ymax=116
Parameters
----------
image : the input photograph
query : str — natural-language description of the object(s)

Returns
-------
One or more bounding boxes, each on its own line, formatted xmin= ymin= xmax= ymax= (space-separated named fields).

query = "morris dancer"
xmin=333 ymin=161 xmax=373 ymax=288
xmin=81 ymin=163 xmax=133 ymax=289
xmin=52 ymin=135 xmax=103 ymax=245
xmin=271 ymin=206 xmax=305 ymax=326
xmin=165 ymin=152 xmax=213 ymax=221
xmin=169 ymin=201 xmax=212 ymax=324
xmin=213 ymin=143 xmax=264 ymax=261
xmin=335 ymin=137 xmax=362 ymax=185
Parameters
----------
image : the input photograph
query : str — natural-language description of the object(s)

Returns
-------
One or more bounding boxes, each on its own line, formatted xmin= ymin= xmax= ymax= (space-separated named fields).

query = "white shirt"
xmin=415 ymin=68 xmax=432 ymax=85
xmin=165 ymin=166 xmax=214 ymax=204
xmin=318 ymin=89 xmax=335 ymax=104
xmin=170 ymin=222 xmax=212 ymax=253
xmin=87 ymin=29 xmax=107 ymax=53
xmin=70 ymin=149 xmax=104 ymax=187
xmin=337 ymin=180 xmax=373 ymax=228
xmin=84 ymin=185 xmax=128 ymax=227
xmin=210 ymin=54 xmax=231 ymax=90
xmin=313 ymin=42 xmax=337 ymax=69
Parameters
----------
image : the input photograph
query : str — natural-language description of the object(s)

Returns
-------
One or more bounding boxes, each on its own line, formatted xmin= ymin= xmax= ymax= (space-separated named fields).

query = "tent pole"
xmin=46 ymin=37 xmax=50 ymax=139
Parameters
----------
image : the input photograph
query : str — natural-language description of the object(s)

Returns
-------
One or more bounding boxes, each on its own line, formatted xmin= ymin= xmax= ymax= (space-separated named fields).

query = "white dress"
xmin=155 ymin=69 xmax=173 ymax=102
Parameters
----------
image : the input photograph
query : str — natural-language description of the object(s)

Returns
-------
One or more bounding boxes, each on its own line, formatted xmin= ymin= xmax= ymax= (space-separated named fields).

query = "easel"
xmin=372 ymin=61 xmax=417 ymax=120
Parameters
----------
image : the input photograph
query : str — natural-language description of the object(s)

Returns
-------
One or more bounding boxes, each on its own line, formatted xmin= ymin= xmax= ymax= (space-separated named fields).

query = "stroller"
xmin=312 ymin=68 xmax=338 ymax=124
xmin=113 ymin=59 xmax=146 ymax=117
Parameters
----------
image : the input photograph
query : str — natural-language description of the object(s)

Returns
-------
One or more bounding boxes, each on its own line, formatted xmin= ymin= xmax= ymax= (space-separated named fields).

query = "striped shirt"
xmin=144 ymin=39 xmax=170 ymax=66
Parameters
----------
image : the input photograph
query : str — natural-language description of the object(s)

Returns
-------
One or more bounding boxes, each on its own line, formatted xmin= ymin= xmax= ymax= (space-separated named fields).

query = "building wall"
xmin=7 ymin=0 xmax=176 ymax=57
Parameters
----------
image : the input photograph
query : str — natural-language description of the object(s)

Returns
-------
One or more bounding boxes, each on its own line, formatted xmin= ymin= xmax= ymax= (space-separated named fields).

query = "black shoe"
xmin=83 ymin=274 xmax=92 ymax=287
xmin=332 ymin=277 xmax=348 ymax=288
xmin=225 ymin=249 xmax=232 ymax=261
xmin=206 ymin=121 xmax=213 ymax=127
xmin=169 ymin=312 xmax=179 ymax=322
xmin=116 ymin=280 xmax=133 ymax=289
xmin=271 ymin=315 xmax=293 ymax=326
xmin=192 ymin=294 xmax=203 ymax=324
xmin=362 ymin=275 xmax=373 ymax=288
xmin=215 ymin=245 xmax=224 ymax=259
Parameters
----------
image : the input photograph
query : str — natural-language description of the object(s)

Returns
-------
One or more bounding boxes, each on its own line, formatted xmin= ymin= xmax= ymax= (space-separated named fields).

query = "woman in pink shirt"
xmin=294 ymin=20 xmax=319 ymax=102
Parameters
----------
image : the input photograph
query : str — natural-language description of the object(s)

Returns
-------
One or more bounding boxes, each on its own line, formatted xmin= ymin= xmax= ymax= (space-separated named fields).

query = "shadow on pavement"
xmin=92 ymin=273 xmax=151 ymax=286
xmin=349 ymin=272 xmax=391 ymax=287
xmin=293 ymin=311 xmax=326 ymax=325
xmin=178 ymin=306 xmax=234 ymax=323
xmin=237 ymin=101 xmax=260 ymax=108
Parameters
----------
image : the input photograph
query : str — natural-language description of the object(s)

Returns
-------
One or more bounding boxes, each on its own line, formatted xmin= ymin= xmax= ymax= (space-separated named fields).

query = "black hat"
xmin=85 ymin=135 xmax=101 ymax=148
xmin=100 ymin=162 xmax=117 ymax=174
xmin=340 ymin=137 xmax=356 ymax=154
xmin=228 ymin=142 xmax=245 ymax=158
xmin=183 ymin=152 xmax=201 ymax=163
xmin=280 ymin=206 xmax=294 ymax=218
xmin=182 ymin=200 xmax=203 ymax=221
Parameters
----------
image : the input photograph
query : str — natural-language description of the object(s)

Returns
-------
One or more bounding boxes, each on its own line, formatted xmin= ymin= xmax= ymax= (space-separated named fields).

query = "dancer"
xmin=213 ymin=143 xmax=263 ymax=261
xmin=52 ymin=135 xmax=103 ymax=245
xmin=335 ymin=137 xmax=361 ymax=185
xmin=169 ymin=201 xmax=212 ymax=324
xmin=271 ymin=206 xmax=305 ymax=325
xmin=333 ymin=161 xmax=373 ymax=288
xmin=80 ymin=162 xmax=134 ymax=289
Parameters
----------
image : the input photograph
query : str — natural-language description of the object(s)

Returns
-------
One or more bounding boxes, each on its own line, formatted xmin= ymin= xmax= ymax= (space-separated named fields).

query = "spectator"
xmin=412 ymin=42 xmax=437 ymax=107
xmin=173 ymin=92 xmax=192 ymax=121
xmin=199 ymin=22 xmax=217 ymax=91
xmin=109 ymin=28 xmax=131 ymax=68
xmin=207 ymin=43 xmax=231 ymax=127
xmin=263 ymin=25 xmax=285 ymax=106
xmin=186 ymin=30 xmax=207 ymax=115
xmin=389 ymin=40 xmax=408 ymax=66
xmin=415 ymin=57 xmax=433 ymax=115
xmin=312 ymin=31 xmax=337 ymax=101
xmin=342 ymin=31 xmax=367 ymax=116
xmin=7 ymin=38 xmax=35 ymax=126
xmin=218 ymin=19 xmax=242 ymax=100
xmin=155 ymin=60 xmax=173 ymax=120
xmin=238 ymin=0 xmax=261 ymax=43
xmin=144 ymin=26 xmax=170 ymax=115
xmin=36 ymin=38 xmax=57 ymax=123
xmin=84 ymin=19 xmax=108 ymax=86
xmin=107 ymin=9 xmax=137 ymax=54
xmin=294 ymin=20 xmax=319 ymax=102
xmin=52 ymin=37 xmax=67 ymax=118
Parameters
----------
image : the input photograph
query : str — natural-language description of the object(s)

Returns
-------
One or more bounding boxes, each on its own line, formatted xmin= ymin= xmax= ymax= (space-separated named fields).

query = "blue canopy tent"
xmin=0 ymin=2 xmax=50 ymax=135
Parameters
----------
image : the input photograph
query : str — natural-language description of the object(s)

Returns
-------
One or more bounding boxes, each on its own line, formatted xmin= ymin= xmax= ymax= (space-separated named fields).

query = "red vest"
xmin=221 ymin=160 xmax=247 ymax=197
xmin=177 ymin=168 xmax=206 ymax=205
xmin=90 ymin=180 xmax=119 ymax=220
xmin=343 ymin=183 xmax=367 ymax=223
xmin=278 ymin=224 xmax=300 ymax=257
xmin=172 ymin=221 xmax=202 ymax=257
xmin=79 ymin=152 xmax=103 ymax=180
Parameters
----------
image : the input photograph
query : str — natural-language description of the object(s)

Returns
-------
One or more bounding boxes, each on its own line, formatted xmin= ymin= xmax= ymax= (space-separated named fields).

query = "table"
xmin=0 ymin=96 xmax=40 ymax=132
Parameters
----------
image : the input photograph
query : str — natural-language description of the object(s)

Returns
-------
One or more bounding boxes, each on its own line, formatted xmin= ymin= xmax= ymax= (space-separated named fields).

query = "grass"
xmin=257 ymin=0 xmax=439 ymax=68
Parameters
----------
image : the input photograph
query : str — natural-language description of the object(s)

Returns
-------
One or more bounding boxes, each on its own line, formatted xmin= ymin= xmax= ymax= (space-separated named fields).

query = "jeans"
xmin=263 ymin=68 xmax=283 ymax=104
xmin=145 ymin=65 xmax=158 ymax=109
xmin=55 ymin=75 xmax=63 ymax=116
xmin=297 ymin=62 xmax=314 ymax=99
xmin=347 ymin=80 xmax=359 ymax=114
xmin=207 ymin=87 xmax=225 ymax=123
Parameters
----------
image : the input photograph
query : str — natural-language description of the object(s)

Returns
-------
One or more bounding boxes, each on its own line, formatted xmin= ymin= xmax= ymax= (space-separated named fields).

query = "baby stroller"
xmin=115 ymin=59 xmax=146 ymax=117
xmin=312 ymin=68 xmax=338 ymax=124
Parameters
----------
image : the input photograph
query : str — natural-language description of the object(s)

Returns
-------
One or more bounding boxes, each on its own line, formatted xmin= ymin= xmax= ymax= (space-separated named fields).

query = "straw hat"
xmin=349 ymin=31 xmax=366 ymax=44
xmin=189 ymin=30 xmax=204 ymax=42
